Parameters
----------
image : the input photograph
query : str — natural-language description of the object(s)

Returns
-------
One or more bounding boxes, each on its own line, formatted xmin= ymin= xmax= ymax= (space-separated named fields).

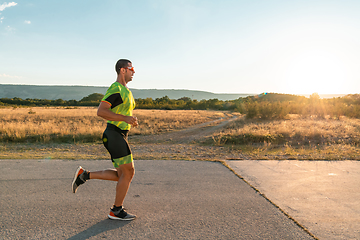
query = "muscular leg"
xmin=114 ymin=162 xmax=135 ymax=207
xmin=89 ymin=169 xmax=120 ymax=181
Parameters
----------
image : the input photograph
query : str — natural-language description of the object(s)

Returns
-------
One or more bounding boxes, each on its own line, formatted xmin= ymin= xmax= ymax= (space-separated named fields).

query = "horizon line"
xmin=0 ymin=83 xmax=353 ymax=96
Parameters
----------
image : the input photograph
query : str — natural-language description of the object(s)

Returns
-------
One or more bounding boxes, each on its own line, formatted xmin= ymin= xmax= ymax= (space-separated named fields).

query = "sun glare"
xmin=283 ymin=50 xmax=348 ymax=95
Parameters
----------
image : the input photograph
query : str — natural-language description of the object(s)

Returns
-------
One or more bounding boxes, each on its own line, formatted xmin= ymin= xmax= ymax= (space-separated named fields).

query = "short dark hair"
xmin=115 ymin=59 xmax=131 ymax=74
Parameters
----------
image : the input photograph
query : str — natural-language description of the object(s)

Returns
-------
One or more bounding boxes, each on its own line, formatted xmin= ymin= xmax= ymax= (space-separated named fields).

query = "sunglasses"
xmin=126 ymin=67 xmax=135 ymax=72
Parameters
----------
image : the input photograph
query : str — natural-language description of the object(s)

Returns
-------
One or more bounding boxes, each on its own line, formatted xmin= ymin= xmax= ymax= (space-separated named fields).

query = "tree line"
xmin=2 ymin=92 xmax=360 ymax=119
xmin=0 ymin=93 xmax=105 ymax=107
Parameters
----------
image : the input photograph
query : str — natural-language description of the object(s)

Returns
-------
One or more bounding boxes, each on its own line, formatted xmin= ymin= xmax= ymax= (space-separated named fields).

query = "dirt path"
xmin=131 ymin=114 xmax=240 ymax=144
xmin=129 ymin=114 xmax=243 ymax=161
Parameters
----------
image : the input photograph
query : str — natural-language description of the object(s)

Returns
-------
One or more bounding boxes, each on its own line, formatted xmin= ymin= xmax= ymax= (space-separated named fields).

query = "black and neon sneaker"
xmin=72 ymin=166 xmax=88 ymax=193
xmin=108 ymin=206 xmax=136 ymax=221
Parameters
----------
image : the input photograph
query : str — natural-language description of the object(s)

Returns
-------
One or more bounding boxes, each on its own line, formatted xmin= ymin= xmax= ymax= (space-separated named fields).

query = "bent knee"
xmin=118 ymin=164 xmax=135 ymax=179
xmin=126 ymin=166 xmax=135 ymax=178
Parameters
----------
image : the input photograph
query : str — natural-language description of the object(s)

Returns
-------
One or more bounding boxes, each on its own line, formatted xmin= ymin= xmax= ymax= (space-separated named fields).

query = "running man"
xmin=72 ymin=59 xmax=138 ymax=221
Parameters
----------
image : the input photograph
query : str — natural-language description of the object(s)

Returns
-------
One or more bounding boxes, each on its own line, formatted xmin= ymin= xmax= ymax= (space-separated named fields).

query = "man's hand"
xmin=124 ymin=116 xmax=138 ymax=127
xmin=97 ymin=102 xmax=138 ymax=127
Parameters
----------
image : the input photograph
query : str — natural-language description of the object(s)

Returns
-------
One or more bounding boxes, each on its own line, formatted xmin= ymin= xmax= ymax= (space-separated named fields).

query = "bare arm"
xmin=97 ymin=101 xmax=138 ymax=127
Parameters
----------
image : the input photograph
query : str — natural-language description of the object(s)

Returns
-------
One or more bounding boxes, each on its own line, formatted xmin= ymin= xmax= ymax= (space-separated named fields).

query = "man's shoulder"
xmin=106 ymin=82 xmax=131 ymax=97
xmin=106 ymin=82 xmax=121 ymax=93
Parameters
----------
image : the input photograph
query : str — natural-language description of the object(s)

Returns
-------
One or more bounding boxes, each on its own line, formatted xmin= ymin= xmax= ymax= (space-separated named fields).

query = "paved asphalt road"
xmin=226 ymin=160 xmax=360 ymax=240
xmin=0 ymin=159 xmax=314 ymax=240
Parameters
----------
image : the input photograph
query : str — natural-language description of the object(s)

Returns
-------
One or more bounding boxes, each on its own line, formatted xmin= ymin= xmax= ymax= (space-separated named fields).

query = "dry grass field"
xmin=0 ymin=107 xmax=225 ymax=143
xmin=213 ymin=114 xmax=360 ymax=146
xmin=209 ymin=114 xmax=360 ymax=160
xmin=1 ymin=107 xmax=360 ymax=160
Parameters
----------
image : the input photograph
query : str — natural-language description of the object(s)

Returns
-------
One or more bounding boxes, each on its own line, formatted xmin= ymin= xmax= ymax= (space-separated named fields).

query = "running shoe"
xmin=108 ymin=206 xmax=136 ymax=221
xmin=72 ymin=166 xmax=87 ymax=193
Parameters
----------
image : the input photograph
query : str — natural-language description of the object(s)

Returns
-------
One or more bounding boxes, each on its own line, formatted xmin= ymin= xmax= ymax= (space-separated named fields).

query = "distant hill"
xmin=0 ymin=84 xmax=254 ymax=101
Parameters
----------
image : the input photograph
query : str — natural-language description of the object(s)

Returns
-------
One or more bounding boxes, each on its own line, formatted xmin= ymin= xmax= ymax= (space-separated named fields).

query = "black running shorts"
xmin=102 ymin=123 xmax=133 ymax=167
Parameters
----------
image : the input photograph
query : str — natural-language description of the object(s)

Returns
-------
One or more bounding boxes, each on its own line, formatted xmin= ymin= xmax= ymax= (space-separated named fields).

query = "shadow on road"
xmin=66 ymin=219 xmax=130 ymax=240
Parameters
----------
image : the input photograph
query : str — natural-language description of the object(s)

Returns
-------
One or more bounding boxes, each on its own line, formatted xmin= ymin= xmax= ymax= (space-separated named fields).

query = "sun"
xmin=283 ymin=50 xmax=348 ymax=95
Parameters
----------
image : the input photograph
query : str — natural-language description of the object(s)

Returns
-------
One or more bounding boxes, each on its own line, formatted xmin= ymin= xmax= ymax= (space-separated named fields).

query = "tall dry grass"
xmin=212 ymin=115 xmax=360 ymax=146
xmin=0 ymin=107 xmax=103 ymax=142
xmin=0 ymin=107 xmax=225 ymax=143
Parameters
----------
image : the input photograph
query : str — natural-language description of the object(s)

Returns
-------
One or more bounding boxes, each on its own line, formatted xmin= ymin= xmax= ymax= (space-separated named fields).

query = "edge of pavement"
xmin=218 ymin=160 xmax=319 ymax=240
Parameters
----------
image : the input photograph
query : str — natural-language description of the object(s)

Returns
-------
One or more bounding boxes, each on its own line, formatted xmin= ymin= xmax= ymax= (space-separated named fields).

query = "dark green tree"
xmin=80 ymin=93 xmax=104 ymax=102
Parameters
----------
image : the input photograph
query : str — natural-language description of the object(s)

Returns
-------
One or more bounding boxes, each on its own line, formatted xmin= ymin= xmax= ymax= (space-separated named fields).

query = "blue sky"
xmin=1 ymin=0 xmax=360 ymax=94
